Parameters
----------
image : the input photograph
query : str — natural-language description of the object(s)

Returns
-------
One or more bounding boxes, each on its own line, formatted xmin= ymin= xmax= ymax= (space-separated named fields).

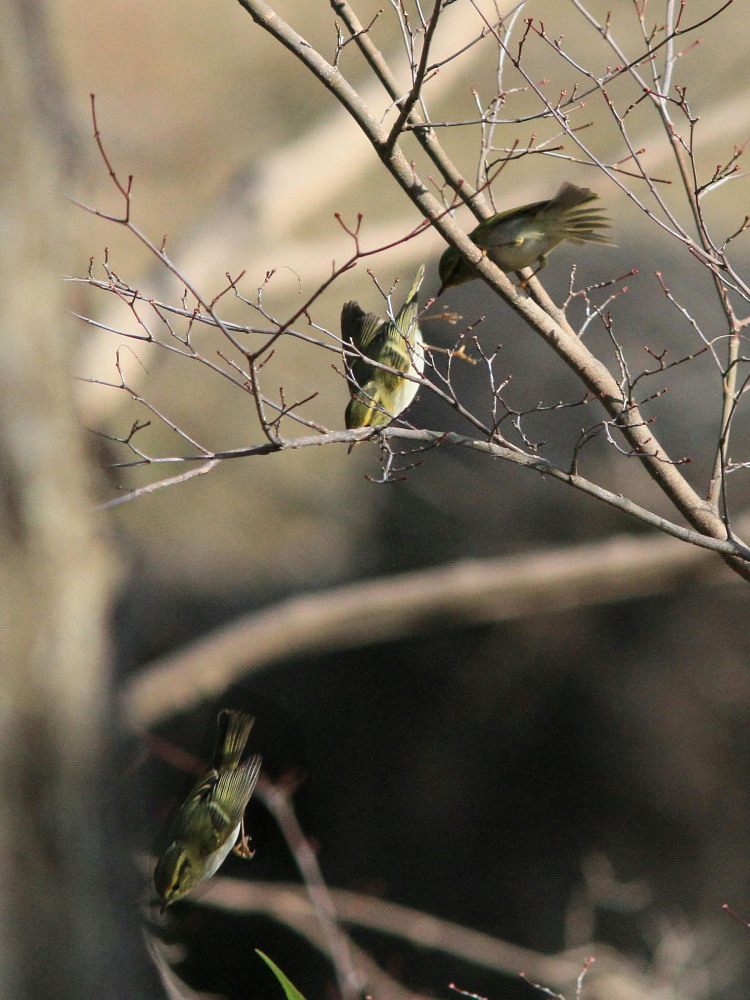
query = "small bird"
xmin=154 ymin=709 xmax=262 ymax=909
xmin=438 ymin=182 xmax=613 ymax=293
xmin=343 ymin=265 xmax=425 ymax=436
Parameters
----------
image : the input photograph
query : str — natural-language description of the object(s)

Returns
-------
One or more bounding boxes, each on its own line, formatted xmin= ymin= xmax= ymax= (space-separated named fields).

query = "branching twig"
xmin=232 ymin=0 xmax=750 ymax=582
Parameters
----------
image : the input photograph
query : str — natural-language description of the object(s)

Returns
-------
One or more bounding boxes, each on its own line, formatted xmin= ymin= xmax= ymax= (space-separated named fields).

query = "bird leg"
xmin=518 ymin=255 xmax=549 ymax=289
xmin=232 ymin=815 xmax=255 ymax=859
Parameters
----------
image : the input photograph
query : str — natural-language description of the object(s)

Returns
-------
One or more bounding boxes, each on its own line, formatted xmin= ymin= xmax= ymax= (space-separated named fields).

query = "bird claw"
xmin=518 ymin=255 xmax=549 ymax=290
xmin=233 ymin=834 xmax=255 ymax=859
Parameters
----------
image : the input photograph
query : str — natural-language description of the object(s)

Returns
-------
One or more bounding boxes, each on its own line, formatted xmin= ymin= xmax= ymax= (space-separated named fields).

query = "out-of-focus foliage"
xmin=257 ymin=949 xmax=309 ymax=1000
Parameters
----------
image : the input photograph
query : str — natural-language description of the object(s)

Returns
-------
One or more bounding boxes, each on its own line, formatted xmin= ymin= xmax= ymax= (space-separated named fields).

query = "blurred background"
xmin=33 ymin=0 xmax=750 ymax=996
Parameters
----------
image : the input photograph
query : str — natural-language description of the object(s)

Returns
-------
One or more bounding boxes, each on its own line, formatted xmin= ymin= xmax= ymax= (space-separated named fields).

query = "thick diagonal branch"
xmin=235 ymin=0 xmax=750 ymax=581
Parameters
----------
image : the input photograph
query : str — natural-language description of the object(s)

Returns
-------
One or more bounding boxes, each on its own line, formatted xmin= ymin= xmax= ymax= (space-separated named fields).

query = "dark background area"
xmin=131 ymin=520 xmax=750 ymax=999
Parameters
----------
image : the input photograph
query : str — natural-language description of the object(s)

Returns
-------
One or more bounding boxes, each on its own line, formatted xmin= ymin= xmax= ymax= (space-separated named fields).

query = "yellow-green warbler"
xmin=438 ymin=182 xmax=612 ymax=293
xmin=342 ymin=265 xmax=425 ymax=433
xmin=154 ymin=710 xmax=262 ymax=908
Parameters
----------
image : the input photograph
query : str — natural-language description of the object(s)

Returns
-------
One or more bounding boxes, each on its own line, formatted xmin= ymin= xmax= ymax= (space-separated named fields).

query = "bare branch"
xmin=122 ymin=522 xmax=746 ymax=731
xmin=232 ymin=0 xmax=750 ymax=582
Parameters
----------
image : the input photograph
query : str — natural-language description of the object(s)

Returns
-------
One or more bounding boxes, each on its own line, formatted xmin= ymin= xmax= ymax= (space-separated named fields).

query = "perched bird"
xmin=154 ymin=709 xmax=262 ymax=908
xmin=438 ymin=182 xmax=612 ymax=293
xmin=343 ymin=265 xmax=425 ymax=435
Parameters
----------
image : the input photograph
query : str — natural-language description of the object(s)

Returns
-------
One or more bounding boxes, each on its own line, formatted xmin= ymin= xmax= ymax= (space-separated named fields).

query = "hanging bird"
xmin=438 ymin=182 xmax=613 ymax=293
xmin=342 ymin=265 xmax=425 ymax=434
xmin=154 ymin=709 xmax=262 ymax=908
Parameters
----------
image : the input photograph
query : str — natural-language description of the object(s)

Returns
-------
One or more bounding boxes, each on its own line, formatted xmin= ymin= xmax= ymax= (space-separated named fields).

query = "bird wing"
xmin=402 ymin=264 xmax=425 ymax=304
xmin=539 ymin=183 xmax=614 ymax=245
xmin=209 ymin=753 xmax=263 ymax=830
xmin=389 ymin=264 xmax=424 ymax=354
xmin=214 ymin=709 xmax=255 ymax=770
xmin=469 ymin=200 xmax=548 ymax=249
xmin=546 ymin=182 xmax=598 ymax=213
xmin=471 ymin=184 xmax=608 ymax=248
xmin=342 ymin=303 xmax=385 ymax=403
xmin=345 ymin=388 xmax=389 ymax=429
xmin=342 ymin=264 xmax=424 ymax=356
xmin=341 ymin=302 xmax=385 ymax=354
